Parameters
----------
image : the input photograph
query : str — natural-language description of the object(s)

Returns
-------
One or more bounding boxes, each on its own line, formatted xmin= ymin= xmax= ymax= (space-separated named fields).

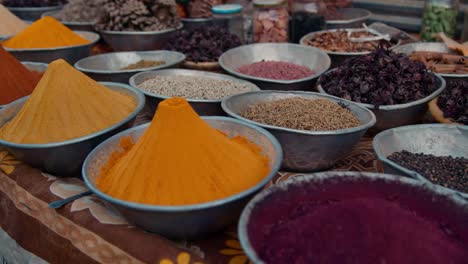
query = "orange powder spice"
xmin=97 ymin=97 xmax=270 ymax=206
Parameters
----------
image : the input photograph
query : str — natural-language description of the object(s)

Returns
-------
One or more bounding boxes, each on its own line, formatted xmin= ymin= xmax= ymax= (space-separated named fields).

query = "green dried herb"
xmin=421 ymin=3 xmax=458 ymax=41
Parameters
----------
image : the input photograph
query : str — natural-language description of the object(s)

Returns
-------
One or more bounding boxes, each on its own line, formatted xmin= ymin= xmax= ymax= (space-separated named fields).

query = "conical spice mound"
xmin=97 ymin=97 xmax=270 ymax=206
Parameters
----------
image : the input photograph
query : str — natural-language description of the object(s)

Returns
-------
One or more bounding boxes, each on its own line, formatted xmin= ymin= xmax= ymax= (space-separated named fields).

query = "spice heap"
xmin=0 ymin=46 xmax=42 ymax=105
xmin=238 ymin=61 xmax=315 ymax=80
xmin=0 ymin=59 xmax=137 ymax=144
xmin=2 ymin=0 xmax=65 ymax=7
xmin=389 ymin=151 xmax=468 ymax=193
xmin=138 ymin=75 xmax=252 ymax=100
xmin=97 ymin=97 xmax=269 ymax=206
xmin=436 ymin=80 xmax=467 ymax=124
xmin=187 ymin=0 xmax=221 ymax=18
xmin=53 ymin=0 xmax=102 ymax=23
xmin=120 ymin=60 xmax=165 ymax=70
xmin=0 ymin=4 xmax=28 ymax=36
xmin=319 ymin=48 xmax=438 ymax=106
xmin=408 ymin=51 xmax=468 ymax=74
xmin=240 ymin=97 xmax=361 ymax=131
xmin=96 ymin=0 xmax=180 ymax=31
xmin=2 ymin=16 xmax=90 ymax=49
xmin=166 ymin=26 xmax=241 ymax=63
xmin=305 ymin=30 xmax=392 ymax=53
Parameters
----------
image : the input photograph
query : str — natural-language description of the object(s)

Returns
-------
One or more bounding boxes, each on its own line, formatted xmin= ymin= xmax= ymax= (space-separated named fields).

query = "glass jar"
xmin=289 ymin=0 xmax=325 ymax=43
xmin=252 ymin=0 xmax=289 ymax=43
xmin=420 ymin=0 xmax=459 ymax=41
xmin=212 ymin=4 xmax=245 ymax=43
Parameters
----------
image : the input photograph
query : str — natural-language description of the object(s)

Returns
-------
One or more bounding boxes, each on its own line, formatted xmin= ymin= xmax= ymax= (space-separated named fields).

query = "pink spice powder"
xmin=237 ymin=61 xmax=315 ymax=80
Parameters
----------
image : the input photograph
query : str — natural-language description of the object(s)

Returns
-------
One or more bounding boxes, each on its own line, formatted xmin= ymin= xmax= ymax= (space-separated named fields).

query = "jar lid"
xmin=212 ymin=4 xmax=243 ymax=14
xmin=253 ymin=0 xmax=285 ymax=7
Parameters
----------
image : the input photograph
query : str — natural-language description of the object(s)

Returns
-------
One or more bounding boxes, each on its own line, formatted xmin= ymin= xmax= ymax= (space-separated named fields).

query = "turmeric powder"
xmin=2 ymin=16 xmax=90 ymax=49
xmin=0 ymin=59 xmax=137 ymax=144
xmin=97 ymin=97 xmax=270 ymax=206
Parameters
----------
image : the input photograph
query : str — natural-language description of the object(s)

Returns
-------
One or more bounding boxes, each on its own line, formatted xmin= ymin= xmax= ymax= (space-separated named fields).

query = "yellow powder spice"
xmin=2 ymin=16 xmax=90 ymax=49
xmin=0 ymin=59 xmax=137 ymax=144
xmin=97 ymin=97 xmax=270 ymax=206
xmin=0 ymin=4 xmax=28 ymax=36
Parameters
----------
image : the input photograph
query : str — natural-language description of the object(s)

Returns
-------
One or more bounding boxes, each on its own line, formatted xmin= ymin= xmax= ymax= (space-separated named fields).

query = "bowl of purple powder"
xmin=219 ymin=43 xmax=331 ymax=90
xmin=373 ymin=124 xmax=468 ymax=198
xmin=239 ymin=171 xmax=468 ymax=264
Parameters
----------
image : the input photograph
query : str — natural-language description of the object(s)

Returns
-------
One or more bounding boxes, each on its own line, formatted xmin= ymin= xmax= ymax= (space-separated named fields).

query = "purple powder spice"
xmin=237 ymin=61 xmax=315 ymax=80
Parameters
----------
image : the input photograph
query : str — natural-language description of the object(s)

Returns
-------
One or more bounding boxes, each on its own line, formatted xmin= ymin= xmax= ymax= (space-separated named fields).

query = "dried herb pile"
xmin=53 ymin=0 xmax=102 ymax=23
xmin=437 ymin=80 xmax=468 ymax=125
xmin=319 ymin=48 xmax=438 ymax=106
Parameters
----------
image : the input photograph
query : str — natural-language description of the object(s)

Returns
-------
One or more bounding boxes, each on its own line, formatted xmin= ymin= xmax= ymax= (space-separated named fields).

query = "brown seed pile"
xmin=240 ymin=97 xmax=361 ymax=131
xmin=120 ymin=60 xmax=165 ymax=70
xmin=305 ymin=31 xmax=391 ymax=53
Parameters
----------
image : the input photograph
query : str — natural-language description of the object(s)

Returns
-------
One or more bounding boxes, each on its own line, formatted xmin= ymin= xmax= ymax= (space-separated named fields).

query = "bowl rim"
xmin=97 ymin=23 xmax=183 ymax=35
xmin=317 ymin=70 xmax=446 ymax=110
xmin=181 ymin=17 xmax=214 ymax=22
xmin=237 ymin=171 xmax=468 ymax=263
xmin=7 ymin=5 xmax=63 ymax=11
xmin=221 ymin=90 xmax=377 ymax=135
xmin=372 ymin=124 xmax=468 ymax=198
xmin=325 ymin=8 xmax=372 ymax=24
xmin=82 ymin=116 xmax=283 ymax=212
xmin=41 ymin=10 xmax=97 ymax=26
xmin=218 ymin=43 xmax=332 ymax=84
xmin=129 ymin=68 xmax=261 ymax=103
xmin=0 ymin=82 xmax=145 ymax=148
xmin=74 ymin=50 xmax=186 ymax=74
xmin=393 ymin=42 xmax=468 ymax=78
xmin=3 ymin=30 xmax=100 ymax=51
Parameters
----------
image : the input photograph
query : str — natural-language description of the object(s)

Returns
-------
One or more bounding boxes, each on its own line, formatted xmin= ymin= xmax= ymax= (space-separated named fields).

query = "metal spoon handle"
xmin=49 ymin=190 xmax=93 ymax=209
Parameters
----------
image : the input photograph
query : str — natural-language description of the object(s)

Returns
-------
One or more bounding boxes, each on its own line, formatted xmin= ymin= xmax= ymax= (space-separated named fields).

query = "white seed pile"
xmin=137 ymin=76 xmax=252 ymax=100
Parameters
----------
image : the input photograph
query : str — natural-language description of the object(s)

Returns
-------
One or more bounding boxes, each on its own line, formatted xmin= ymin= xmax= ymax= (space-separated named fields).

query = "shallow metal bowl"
xmin=218 ymin=43 xmax=331 ymax=90
xmin=373 ymin=124 xmax=468 ymax=199
xmin=74 ymin=51 xmax=186 ymax=83
xmin=8 ymin=5 xmax=62 ymax=21
xmin=130 ymin=69 xmax=260 ymax=116
xmin=325 ymin=8 xmax=372 ymax=29
xmin=393 ymin=42 xmax=468 ymax=83
xmin=221 ymin=91 xmax=376 ymax=171
xmin=318 ymin=71 xmax=446 ymax=132
xmin=0 ymin=82 xmax=145 ymax=177
xmin=82 ymin=116 xmax=283 ymax=239
xmin=42 ymin=11 xmax=96 ymax=32
xmin=239 ymin=171 xmax=468 ymax=263
xmin=98 ymin=24 xmax=183 ymax=52
xmin=4 ymin=30 xmax=100 ymax=64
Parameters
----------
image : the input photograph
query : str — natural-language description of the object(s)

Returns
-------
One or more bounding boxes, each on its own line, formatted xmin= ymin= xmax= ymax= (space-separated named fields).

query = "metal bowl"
xmin=373 ymin=124 xmax=468 ymax=199
xmin=42 ymin=11 xmax=96 ymax=32
xmin=4 ymin=30 xmax=100 ymax=64
xmin=8 ymin=5 xmax=62 ymax=21
xmin=130 ymin=69 xmax=260 ymax=117
xmin=318 ymin=70 xmax=446 ymax=132
xmin=239 ymin=171 xmax=468 ymax=263
xmin=393 ymin=42 xmax=468 ymax=83
xmin=221 ymin=91 xmax=376 ymax=171
xmin=0 ymin=82 xmax=145 ymax=176
xmin=181 ymin=17 xmax=222 ymax=31
xmin=218 ymin=43 xmax=331 ymax=91
xmin=98 ymin=24 xmax=183 ymax=52
xmin=82 ymin=116 xmax=283 ymax=239
xmin=325 ymin=8 xmax=372 ymax=29
xmin=74 ymin=51 xmax=186 ymax=83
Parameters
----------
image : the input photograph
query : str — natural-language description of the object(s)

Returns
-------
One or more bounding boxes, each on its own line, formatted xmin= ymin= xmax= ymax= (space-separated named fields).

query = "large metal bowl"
xmin=0 ymin=82 xmax=145 ymax=177
xmin=8 ymin=5 xmax=62 ymax=21
xmin=239 ymin=171 xmax=468 ymax=263
xmin=42 ymin=11 xmax=96 ymax=32
xmin=393 ymin=42 xmax=468 ymax=83
xmin=221 ymin=91 xmax=376 ymax=171
xmin=325 ymin=8 xmax=372 ymax=29
xmin=82 ymin=116 xmax=283 ymax=239
xmin=318 ymin=71 xmax=446 ymax=132
xmin=218 ymin=43 xmax=331 ymax=91
xmin=373 ymin=124 xmax=468 ymax=199
xmin=4 ymin=30 xmax=100 ymax=64
xmin=74 ymin=51 xmax=186 ymax=83
xmin=130 ymin=69 xmax=260 ymax=117
xmin=98 ymin=24 xmax=183 ymax=51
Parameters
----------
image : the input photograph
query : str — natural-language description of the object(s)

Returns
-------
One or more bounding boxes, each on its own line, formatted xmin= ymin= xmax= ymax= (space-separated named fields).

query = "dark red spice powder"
xmin=248 ymin=179 xmax=468 ymax=264
xmin=0 ymin=46 xmax=42 ymax=105
xmin=237 ymin=61 xmax=315 ymax=80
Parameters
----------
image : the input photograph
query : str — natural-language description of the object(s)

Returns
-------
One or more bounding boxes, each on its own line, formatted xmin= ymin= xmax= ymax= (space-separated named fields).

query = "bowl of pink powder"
xmin=219 ymin=43 xmax=331 ymax=90
xmin=239 ymin=171 xmax=468 ymax=264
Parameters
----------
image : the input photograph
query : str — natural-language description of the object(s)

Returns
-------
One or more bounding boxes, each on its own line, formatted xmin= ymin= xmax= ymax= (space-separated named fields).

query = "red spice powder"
xmin=0 ymin=46 xmax=42 ymax=105
xmin=237 ymin=61 xmax=315 ymax=80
